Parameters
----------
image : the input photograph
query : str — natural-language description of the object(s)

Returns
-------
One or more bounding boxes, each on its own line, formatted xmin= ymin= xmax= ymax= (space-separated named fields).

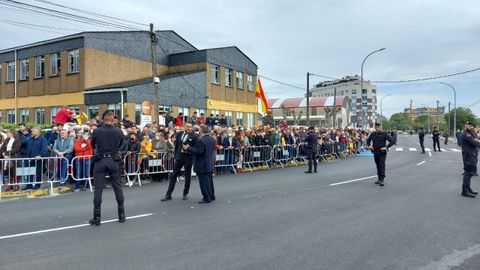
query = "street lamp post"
xmin=360 ymin=48 xmax=385 ymax=128
xmin=379 ymin=93 xmax=392 ymax=127
xmin=439 ymin=82 xmax=457 ymax=135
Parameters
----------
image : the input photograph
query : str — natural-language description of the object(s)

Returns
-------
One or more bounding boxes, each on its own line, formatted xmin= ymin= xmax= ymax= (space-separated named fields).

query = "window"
xmin=179 ymin=107 xmax=190 ymax=123
xmin=197 ymin=109 xmax=205 ymax=115
xmin=236 ymin=71 xmax=244 ymax=89
xmin=68 ymin=49 xmax=79 ymax=73
xmin=87 ymin=105 xmax=99 ymax=119
xmin=211 ymin=109 xmax=220 ymax=116
xmin=0 ymin=65 xmax=2 ymax=83
xmin=35 ymin=56 xmax=44 ymax=78
xmin=362 ymin=89 xmax=367 ymax=94
xmin=0 ymin=110 xmax=2 ymax=122
xmin=35 ymin=108 xmax=45 ymax=124
xmin=362 ymin=102 xmax=368 ymax=108
xmin=70 ymin=106 xmax=80 ymax=116
xmin=20 ymin=108 xmax=29 ymax=123
xmin=225 ymin=111 xmax=232 ymax=126
xmin=51 ymin=106 xmax=60 ymax=123
xmin=107 ymin=104 xmax=121 ymax=119
xmin=211 ymin=64 xmax=219 ymax=84
xmin=311 ymin=108 xmax=317 ymax=115
xmin=247 ymin=113 xmax=254 ymax=128
xmin=225 ymin=68 xmax=232 ymax=87
xmin=7 ymin=109 xmax=15 ymax=124
xmin=50 ymin=52 xmax=61 ymax=76
xmin=135 ymin=104 xmax=141 ymax=125
xmin=372 ymin=89 xmax=376 ymax=93
xmin=247 ymin=75 xmax=254 ymax=91
xmin=20 ymin=59 xmax=29 ymax=80
xmin=158 ymin=105 xmax=171 ymax=113
xmin=236 ymin=112 xmax=244 ymax=126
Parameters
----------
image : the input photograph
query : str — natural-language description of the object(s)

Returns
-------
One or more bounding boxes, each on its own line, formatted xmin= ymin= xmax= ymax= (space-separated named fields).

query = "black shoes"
xmin=161 ymin=196 xmax=172 ymax=202
xmin=314 ymin=169 xmax=318 ymax=173
xmin=375 ymin=179 xmax=385 ymax=186
xmin=374 ymin=180 xmax=381 ymax=185
xmin=182 ymin=195 xmax=188 ymax=200
xmin=118 ymin=207 xmax=126 ymax=223
xmin=469 ymin=189 xmax=478 ymax=195
xmin=198 ymin=200 xmax=211 ymax=204
xmin=89 ymin=209 xmax=101 ymax=226
xmin=462 ymin=191 xmax=476 ymax=198
xmin=304 ymin=171 xmax=312 ymax=174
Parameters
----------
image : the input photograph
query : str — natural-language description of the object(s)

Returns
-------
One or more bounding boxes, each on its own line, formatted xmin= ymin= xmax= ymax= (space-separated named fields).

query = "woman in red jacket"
xmin=73 ymin=133 xmax=93 ymax=191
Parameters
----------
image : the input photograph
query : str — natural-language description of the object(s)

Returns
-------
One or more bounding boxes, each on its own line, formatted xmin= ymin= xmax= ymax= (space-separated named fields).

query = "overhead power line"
xmin=372 ymin=67 xmax=480 ymax=84
xmin=32 ymin=0 xmax=148 ymax=27
xmin=0 ymin=18 xmax=85 ymax=32
xmin=258 ymin=75 xmax=304 ymax=90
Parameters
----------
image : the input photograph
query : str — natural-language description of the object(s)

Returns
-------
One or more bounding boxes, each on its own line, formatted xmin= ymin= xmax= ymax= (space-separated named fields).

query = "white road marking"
xmin=396 ymin=147 xmax=404 ymax=151
xmin=450 ymin=148 xmax=461 ymax=152
xmin=0 ymin=213 xmax=153 ymax=241
xmin=409 ymin=148 xmax=417 ymax=151
xmin=425 ymin=148 xmax=432 ymax=152
xmin=417 ymin=244 xmax=480 ymax=270
xmin=429 ymin=152 xmax=432 ymax=157
xmin=417 ymin=161 xmax=426 ymax=166
xmin=329 ymin=176 xmax=377 ymax=186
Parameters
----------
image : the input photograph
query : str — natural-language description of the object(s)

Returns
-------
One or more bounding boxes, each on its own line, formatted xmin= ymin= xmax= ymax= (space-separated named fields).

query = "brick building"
xmin=0 ymin=31 xmax=258 ymax=127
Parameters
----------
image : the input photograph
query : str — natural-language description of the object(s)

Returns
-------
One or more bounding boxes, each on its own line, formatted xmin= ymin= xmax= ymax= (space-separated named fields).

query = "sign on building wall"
xmin=140 ymin=101 xmax=153 ymax=129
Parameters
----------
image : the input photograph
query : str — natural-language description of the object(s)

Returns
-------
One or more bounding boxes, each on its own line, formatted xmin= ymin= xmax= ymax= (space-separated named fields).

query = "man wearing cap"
xmin=459 ymin=121 xmax=480 ymax=198
xmin=432 ymin=126 xmax=442 ymax=152
xmin=89 ymin=110 xmax=126 ymax=226
xmin=367 ymin=123 xmax=395 ymax=186
xmin=304 ymin=126 xmax=318 ymax=173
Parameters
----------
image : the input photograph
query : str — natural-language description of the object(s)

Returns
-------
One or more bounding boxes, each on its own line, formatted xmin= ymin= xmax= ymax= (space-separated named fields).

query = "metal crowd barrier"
xmin=214 ymin=147 xmax=239 ymax=175
xmin=0 ymin=156 xmax=69 ymax=199
xmin=272 ymin=145 xmax=298 ymax=168
xmin=241 ymin=145 xmax=272 ymax=172
xmin=70 ymin=155 xmax=93 ymax=192
xmin=296 ymin=143 xmax=308 ymax=163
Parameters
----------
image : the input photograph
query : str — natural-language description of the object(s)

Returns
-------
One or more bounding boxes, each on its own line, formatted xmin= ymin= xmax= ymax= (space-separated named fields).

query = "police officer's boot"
xmin=462 ymin=175 xmax=476 ymax=198
xmin=89 ymin=209 xmax=101 ymax=226
xmin=314 ymin=167 xmax=317 ymax=173
xmin=468 ymin=188 xmax=478 ymax=195
xmin=379 ymin=179 xmax=385 ymax=186
xmin=118 ymin=207 xmax=126 ymax=223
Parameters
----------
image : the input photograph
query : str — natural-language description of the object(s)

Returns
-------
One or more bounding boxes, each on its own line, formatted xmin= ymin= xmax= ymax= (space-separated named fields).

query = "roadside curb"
xmin=1 ymin=186 xmax=73 ymax=199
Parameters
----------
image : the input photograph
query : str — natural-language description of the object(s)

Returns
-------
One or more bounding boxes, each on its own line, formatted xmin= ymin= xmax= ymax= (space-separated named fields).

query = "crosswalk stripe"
xmin=425 ymin=148 xmax=432 ymax=151
xmin=450 ymin=148 xmax=461 ymax=152
xmin=409 ymin=148 xmax=417 ymax=151
xmin=395 ymin=147 xmax=404 ymax=151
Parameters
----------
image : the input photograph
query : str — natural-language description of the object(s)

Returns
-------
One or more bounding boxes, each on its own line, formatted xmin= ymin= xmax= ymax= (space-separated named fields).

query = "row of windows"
xmin=0 ymin=49 xmax=79 ymax=83
xmin=317 ymin=88 xmax=377 ymax=97
xmin=210 ymin=64 xmax=254 ymax=91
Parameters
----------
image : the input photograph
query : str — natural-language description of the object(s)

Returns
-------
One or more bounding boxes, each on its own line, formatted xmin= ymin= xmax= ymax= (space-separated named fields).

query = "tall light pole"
xmin=360 ymin=48 xmax=386 ymax=128
xmin=439 ymin=82 xmax=457 ymax=135
xmin=306 ymin=72 xmax=310 ymax=126
xmin=379 ymin=93 xmax=392 ymax=127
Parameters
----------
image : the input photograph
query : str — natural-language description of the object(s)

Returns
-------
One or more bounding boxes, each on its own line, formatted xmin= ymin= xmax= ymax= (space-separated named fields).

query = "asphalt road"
xmin=0 ymin=135 xmax=478 ymax=270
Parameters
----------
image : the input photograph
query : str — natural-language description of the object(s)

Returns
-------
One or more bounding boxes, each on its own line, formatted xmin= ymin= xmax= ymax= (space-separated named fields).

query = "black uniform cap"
xmin=102 ymin=110 xmax=114 ymax=120
xmin=466 ymin=121 xmax=476 ymax=127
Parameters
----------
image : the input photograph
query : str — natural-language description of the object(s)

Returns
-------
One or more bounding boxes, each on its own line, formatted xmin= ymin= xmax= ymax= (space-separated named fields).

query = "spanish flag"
xmin=255 ymin=78 xmax=269 ymax=114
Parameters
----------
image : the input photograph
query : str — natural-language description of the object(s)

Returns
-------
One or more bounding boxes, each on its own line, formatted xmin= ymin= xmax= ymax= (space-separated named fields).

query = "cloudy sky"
xmin=1 ymin=0 xmax=479 ymax=117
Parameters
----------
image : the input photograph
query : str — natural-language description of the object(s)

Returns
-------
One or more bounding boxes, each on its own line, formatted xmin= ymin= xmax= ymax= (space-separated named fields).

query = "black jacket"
xmin=367 ymin=131 xmax=394 ymax=150
xmin=188 ymin=134 xmax=216 ymax=174
xmin=174 ymin=131 xmax=198 ymax=161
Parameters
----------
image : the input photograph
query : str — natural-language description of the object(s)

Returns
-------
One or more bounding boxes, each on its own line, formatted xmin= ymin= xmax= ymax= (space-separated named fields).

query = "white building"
xmin=311 ymin=75 xmax=377 ymax=128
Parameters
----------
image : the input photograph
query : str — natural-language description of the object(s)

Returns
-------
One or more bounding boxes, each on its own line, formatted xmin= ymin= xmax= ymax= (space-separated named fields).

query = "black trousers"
xmin=433 ymin=138 xmax=441 ymax=151
xmin=198 ymin=173 xmax=213 ymax=202
xmin=166 ymin=156 xmax=193 ymax=196
xmin=93 ymin=158 xmax=124 ymax=210
xmin=463 ymin=153 xmax=478 ymax=192
xmin=306 ymin=149 xmax=317 ymax=171
xmin=373 ymin=150 xmax=387 ymax=179
xmin=419 ymin=140 xmax=425 ymax=153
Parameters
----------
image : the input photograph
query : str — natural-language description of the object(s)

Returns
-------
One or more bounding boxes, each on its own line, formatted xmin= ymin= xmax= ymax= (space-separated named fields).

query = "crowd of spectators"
xmin=0 ymin=110 xmax=374 ymax=193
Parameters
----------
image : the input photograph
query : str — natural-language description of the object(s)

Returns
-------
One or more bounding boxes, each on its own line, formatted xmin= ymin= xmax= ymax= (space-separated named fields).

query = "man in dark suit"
xmin=161 ymin=122 xmax=198 ymax=201
xmin=183 ymin=125 xmax=216 ymax=203
xmin=304 ymin=126 xmax=318 ymax=173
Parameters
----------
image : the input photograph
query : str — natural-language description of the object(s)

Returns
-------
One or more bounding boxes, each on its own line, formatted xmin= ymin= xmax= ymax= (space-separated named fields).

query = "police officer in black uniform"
xmin=304 ymin=126 xmax=318 ymax=174
xmin=418 ymin=127 xmax=426 ymax=154
xmin=89 ymin=110 xmax=126 ymax=226
xmin=367 ymin=123 xmax=394 ymax=186
xmin=161 ymin=122 xmax=198 ymax=201
xmin=460 ymin=121 xmax=480 ymax=198
xmin=432 ymin=126 xmax=442 ymax=152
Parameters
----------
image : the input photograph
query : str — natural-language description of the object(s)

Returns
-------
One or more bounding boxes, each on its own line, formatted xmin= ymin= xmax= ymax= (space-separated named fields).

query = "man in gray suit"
xmin=183 ymin=125 xmax=216 ymax=203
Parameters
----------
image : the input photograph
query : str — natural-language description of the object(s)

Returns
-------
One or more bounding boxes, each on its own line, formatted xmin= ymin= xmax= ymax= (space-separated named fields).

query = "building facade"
xmin=0 ymin=31 xmax=258 ymax=127
xmin=404 ymin=106 xmax=445 ymax=125
xmin=310 ymin=75 xmax=377 ymax=128
xmin=267 ymin=96 xmax=351 ymax=128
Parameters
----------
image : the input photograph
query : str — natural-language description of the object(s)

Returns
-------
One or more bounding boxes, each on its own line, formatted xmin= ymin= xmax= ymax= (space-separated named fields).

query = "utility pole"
xmin=436 ymin=100 xmax=440 ymax=128
xmin=306 ymin=72 xmax=310 ymax=126
xmin=448 ymin=102 xmax=451 ymax=135
xmin=333 ymin=87 xmax=337 ymax=127
xmin=149 ymin=23 xmax=160 ymax=125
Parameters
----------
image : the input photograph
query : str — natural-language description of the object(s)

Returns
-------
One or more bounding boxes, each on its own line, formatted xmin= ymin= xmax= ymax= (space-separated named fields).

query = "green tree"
xmin=389 ymin=112 xmax=410 ymax=130
xmin=444 ymin=107 xmax=477 ymax=132
xmin=413 ymin=115 xmax=429 ymax=130
xmin=381 ymin=119 xmax=392 ymax=130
